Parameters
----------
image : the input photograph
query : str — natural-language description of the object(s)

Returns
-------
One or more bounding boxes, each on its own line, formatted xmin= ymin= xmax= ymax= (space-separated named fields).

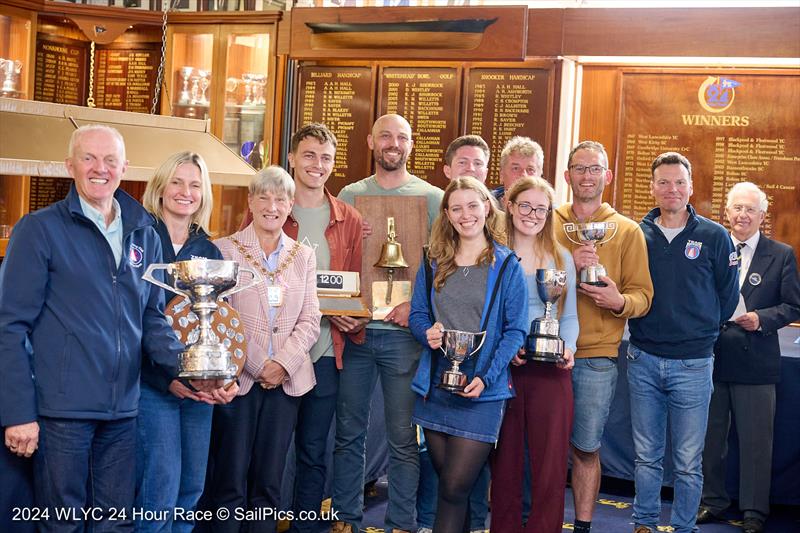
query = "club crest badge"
xmin=129 ymin=243 xmax=144 ymax=268
xmin=698 ymin=76 xmax=741 ymax=113
xmin=749 ymin=273 xmax=762 ymax=286
xmin=684 ymin=240 xmax=703 ymax=260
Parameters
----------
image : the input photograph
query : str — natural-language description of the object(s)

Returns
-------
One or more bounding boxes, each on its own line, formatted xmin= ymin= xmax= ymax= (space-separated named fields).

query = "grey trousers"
xmin=701 ymin=381 xmax=776 ymax=519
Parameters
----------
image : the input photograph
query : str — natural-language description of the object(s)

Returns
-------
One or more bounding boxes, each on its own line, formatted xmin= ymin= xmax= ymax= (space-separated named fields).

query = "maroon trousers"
xmin=490 ymin=361 xmax=573 ymax=533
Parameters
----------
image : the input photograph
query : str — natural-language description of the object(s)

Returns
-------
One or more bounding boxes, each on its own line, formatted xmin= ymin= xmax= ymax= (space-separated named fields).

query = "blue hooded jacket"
xmin=409 ymin=244 xmax=528 ymax=402
xmin=0 ymin=185 xmax=184 ymax=426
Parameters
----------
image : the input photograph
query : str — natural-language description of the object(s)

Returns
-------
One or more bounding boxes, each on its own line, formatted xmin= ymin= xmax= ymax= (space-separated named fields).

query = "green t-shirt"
xmin=338 ymin=174 xmax=444 ymax=330
xmin=292 ymin=203 xmax=334 ymax=361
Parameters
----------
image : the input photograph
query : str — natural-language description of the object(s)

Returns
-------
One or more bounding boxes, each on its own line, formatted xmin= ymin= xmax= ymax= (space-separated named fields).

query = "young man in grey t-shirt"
xmin=331 ymin=114 xmax=443 ymax=533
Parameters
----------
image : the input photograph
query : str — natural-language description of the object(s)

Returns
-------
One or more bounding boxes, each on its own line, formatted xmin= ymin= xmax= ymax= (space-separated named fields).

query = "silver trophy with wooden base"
xmin=438 ymin=329 xmax=486 ymax=392
xmin=143 ymin=259 xmax=262 ymax=379
xmin=562 ymin=221 xmax=617 ymax=286
xmin=524 ymin=269 xmax=567 ymax=363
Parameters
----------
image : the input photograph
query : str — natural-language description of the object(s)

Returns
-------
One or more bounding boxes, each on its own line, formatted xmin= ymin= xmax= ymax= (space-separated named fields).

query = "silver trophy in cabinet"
xmin=143 ymin=259 xmax=262 ymax=379
xmin=178 ymin=66 xmax=194 ymax=105
xmin=438 ymin=329 xmax=486 ymax=392
xmin=562 ymin=222 xmax=617 ymax=286
xmin=0 ymin=58 xmax=22 ymax=97
xmin=524 ymin=269 xmax=567 ymax=363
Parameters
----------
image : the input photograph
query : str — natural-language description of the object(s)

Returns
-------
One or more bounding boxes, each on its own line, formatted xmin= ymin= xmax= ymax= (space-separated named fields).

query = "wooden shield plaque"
xmin=354 ymin=196 xmax=429 ymax=313
xmin=164 ymin=295 xmax=246 ymax=380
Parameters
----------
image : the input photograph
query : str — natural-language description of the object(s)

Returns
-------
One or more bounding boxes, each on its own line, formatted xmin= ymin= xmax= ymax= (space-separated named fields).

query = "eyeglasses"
xmin=729 ymin=204 xmax=760 ymax=216
xmin=514 ymin=202 xmax=551 ymax=219
xmin=569 ymin=164 xmax=606 ymax=176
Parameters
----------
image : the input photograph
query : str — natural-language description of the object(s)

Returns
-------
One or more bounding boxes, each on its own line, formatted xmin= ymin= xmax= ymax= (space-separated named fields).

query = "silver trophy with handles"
xmin=524 ymin=269 xmax=567 ymax=363
xmin=562 ymin=222 xmax=617 ymax=286
xmin=143 ymin=259 xmax=262 ymax=379
xmin=438 ymin=328 xmax=486 ymax=392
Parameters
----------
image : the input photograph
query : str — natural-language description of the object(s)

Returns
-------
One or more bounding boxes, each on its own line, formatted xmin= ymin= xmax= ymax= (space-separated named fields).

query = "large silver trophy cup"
xmin=438 ymin=329 xmax=486 ymax=393
xmin=562 ymin=222 xmax=617 ymax=286
xmin=524 ymin=269 xmax=567 ymax=363
xmin=143 ymin=259 xmax=262 ymax=379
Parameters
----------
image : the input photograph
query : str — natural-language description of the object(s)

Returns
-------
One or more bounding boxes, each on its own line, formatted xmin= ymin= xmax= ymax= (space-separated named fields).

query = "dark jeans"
xmin=289 ymin=357 xmax=339 ymax=533
xmin=34 ymin=416 xmax=137 ymax=532
xmin=201 ymin=386 xmax=301 ymax=533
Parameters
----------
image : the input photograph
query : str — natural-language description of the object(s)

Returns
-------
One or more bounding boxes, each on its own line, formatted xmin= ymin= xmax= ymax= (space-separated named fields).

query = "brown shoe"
xmin=330 ymin=522 xmax=353 ymax=533
xmin=633 ymin=526 xmax=653 ymax=533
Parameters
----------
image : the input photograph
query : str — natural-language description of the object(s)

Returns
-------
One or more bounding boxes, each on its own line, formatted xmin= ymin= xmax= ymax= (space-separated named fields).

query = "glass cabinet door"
xmin=221 ymin=31 xmax=270 ymax=168
xmin=0 ymin=9 xmax=33 ymax=100
xmin=168 ymin=29 xmax=214 ymax=120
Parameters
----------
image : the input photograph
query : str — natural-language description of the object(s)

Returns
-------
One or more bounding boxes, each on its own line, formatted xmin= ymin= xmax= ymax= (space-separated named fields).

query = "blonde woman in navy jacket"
xmin=409 ymin=177 xmax=527 ymax=533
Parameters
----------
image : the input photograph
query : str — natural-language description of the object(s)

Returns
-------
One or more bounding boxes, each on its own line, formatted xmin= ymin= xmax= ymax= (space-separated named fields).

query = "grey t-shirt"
xmin=434 ymin=263 xmax=489 ymax=333
xmin=292 ymin=203 xmax=334 ymax=362
xmin=338 ymin=174 xmax=444 ymax=330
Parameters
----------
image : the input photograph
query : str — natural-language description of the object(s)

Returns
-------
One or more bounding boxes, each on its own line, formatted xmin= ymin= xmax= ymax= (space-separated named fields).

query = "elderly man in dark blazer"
xmin=697 ymin=181 xmax=800 ymax=533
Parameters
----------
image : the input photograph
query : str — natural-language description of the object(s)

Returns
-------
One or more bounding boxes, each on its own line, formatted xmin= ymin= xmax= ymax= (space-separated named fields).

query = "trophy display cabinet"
xmin=163 ymin=14 xmax=279 ymax=236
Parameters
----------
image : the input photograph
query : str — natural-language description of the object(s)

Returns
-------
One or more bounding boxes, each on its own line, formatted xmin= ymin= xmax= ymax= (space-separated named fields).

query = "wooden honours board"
xmin=615 ymin=71 xmax=800 ymax=259
xmin=34 ymin=34 xmax=88 ymax=105
xmin=378 ymin=67 xmax=460 ymax=190
xmin=93 ymin=43 xmax=160 ymax=114
xmin=354 ymin=196 xmax=428 ymax=313
xmin=296 ymin=66 xmax=373 ymax=195
xmin=464 ymin=68 xmax=552 ymax=188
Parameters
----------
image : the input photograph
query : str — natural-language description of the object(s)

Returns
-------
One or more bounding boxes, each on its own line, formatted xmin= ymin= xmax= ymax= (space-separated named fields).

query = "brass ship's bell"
xmin=374 ymin=217 xmax=409 ymax=304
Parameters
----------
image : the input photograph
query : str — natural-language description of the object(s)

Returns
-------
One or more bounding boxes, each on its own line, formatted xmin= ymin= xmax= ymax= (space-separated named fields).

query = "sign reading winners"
xmin=615 ymin=71 xmax=800 ymax=259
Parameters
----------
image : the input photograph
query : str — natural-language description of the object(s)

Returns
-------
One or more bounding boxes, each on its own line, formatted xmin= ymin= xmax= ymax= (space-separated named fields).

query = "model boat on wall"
xmin=306 ymin=18 xmax=497 ymax=50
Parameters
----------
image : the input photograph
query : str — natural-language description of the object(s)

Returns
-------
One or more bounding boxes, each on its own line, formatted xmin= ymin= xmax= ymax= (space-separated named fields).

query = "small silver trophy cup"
xmin=562 ymin=221 xmax=618 ymax=286
xmin=438 ymin=329 xmax=486 ymax=392
xmin=524 ymin=269 xmax=567 ymax=363
xmin=178 ymin=66 xmax=194 ymax=105
xmin=143 ymin=259 xmax=263 ymax=379
xmin=0 ymin=58 xmax=22 ymax=97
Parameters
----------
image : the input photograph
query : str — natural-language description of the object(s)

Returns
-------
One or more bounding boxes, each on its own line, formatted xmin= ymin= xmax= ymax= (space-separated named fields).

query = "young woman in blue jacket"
xmin=409 ymin=176 xmax=528 ymax=533
xmin=135 ymin=151 xmax=237 ymax=533
xmin=490 ymin=176 xmax=579 ymax=533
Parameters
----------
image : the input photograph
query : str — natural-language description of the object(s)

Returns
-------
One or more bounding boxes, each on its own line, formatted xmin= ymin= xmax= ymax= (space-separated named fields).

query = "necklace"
xmin=463 ymin=266 xmax=470 ymax=277
xmin=229 ymin=236 xmax=301 ymax=284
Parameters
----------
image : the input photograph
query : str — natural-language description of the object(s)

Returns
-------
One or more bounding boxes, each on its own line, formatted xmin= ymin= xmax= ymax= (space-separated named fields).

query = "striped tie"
xmin=736 ymin=242 xmax=745 ymax=265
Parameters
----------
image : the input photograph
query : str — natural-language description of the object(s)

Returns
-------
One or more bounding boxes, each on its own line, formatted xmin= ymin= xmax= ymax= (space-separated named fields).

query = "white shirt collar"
xmin=731 ymin=231 xmax=760 ymax=251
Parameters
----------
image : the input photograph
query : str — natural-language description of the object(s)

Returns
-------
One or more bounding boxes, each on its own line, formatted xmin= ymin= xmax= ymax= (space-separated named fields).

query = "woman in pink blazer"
xmin=201 ymin=166 xmax=321 ymax=533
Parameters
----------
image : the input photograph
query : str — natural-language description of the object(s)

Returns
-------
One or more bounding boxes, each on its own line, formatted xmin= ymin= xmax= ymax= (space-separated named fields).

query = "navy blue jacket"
xmin=140 ymin=220 xmax=223 ymax=393
xmin=0 ymin=185 xmax=183 ymax=426
xmin=629 ymin=205 xmax=738 ymax=359
xmin=714 ymin=235 xmax=800 ymax=383
xmin=409 ymin=244 xmax=528 ymax=401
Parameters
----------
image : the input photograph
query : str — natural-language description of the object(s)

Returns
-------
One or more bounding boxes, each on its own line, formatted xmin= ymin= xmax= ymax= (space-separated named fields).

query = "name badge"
xmin=267 ymin=286 xmax=283 ymax=307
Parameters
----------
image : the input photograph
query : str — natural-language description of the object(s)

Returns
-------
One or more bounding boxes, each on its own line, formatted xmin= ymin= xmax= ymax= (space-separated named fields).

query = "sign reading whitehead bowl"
xmin=354 ymin=196 xmax=428 ymax=321
xmin=614 ymin=70 xmax=800 ymax=262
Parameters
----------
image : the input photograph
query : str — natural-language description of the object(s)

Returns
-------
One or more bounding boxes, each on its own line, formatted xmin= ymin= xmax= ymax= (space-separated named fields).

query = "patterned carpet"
xmin=285 ymin=476 xmax=800 ymax=533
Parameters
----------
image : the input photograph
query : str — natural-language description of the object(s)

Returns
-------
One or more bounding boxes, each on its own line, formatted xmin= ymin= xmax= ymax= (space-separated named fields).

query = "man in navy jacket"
xmin=0 ymin=125 xmax=200 ymax=530
xmin=697 ymin=182 xmax=800 ymax=533
xmin=627 ymin=152 xmax=738 ymax=533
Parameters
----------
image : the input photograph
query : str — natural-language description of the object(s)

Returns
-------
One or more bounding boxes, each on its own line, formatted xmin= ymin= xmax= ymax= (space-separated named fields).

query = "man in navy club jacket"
xmin=627 ymin=152 xmax=739 ymax=533
xmin=0 ymin=125 xmax=216 ymax=531
xmin=697 ymin=181 xmax=800 ymax=533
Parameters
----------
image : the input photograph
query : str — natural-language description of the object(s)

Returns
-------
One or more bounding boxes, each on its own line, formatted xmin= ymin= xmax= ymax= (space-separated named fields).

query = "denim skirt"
xmin=412 ymin=356 xmax=506 ymax=443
